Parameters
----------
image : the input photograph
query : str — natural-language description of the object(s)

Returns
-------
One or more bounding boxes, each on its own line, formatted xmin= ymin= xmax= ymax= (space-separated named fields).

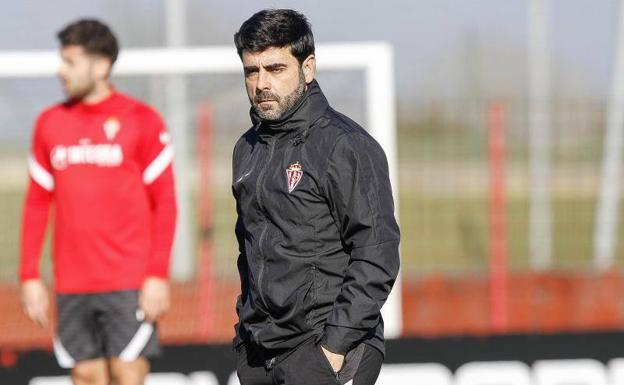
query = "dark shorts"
xmin=54 ymin=290 xmax=160 ymax=368
xmin=237 ymin=337 xmax=383 ymax=385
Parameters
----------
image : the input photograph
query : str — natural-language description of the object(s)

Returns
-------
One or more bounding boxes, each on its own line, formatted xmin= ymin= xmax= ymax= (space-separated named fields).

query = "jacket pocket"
xmin=262 ymin=260 xmax=315 ymax=332
xmin=304 ymin=263 xmax=318 ymax=327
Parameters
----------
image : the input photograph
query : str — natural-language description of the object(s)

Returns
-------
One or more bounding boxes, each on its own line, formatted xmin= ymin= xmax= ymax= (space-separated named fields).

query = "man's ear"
xmin=302 ymin=54 xmax=316 ymax=84
xmin=92 ymin=56 xmax=112 ymax=80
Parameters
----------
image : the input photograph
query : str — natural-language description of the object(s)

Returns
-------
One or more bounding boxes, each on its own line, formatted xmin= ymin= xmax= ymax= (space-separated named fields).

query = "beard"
xmin=252 ymin=70 xmax=306 ymax=121
xmin=61 ymin=77 xmax=96 ymax=101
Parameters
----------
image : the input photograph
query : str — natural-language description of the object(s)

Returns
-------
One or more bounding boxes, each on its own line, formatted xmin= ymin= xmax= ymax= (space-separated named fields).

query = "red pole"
xmin=197 ymin=102 xmax=215 ymax=341
xmin=488 ymin=102 xmax=509 ymax=332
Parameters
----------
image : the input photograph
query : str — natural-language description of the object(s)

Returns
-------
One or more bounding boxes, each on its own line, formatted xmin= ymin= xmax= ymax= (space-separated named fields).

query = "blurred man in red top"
xmin=19 ymin=19 xmax=177 ymax=385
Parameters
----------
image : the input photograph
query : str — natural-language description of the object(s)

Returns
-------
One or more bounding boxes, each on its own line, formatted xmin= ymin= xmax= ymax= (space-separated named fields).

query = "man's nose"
xmin=256 ymin=69 xmax=271 ymax=91
xmin=57 ymin=64 xmax=67 ymax=80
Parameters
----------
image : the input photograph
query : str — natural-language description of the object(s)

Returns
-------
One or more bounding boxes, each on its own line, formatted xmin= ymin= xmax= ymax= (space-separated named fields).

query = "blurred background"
xmin=2 ymin=0 xmax=624 ymax=384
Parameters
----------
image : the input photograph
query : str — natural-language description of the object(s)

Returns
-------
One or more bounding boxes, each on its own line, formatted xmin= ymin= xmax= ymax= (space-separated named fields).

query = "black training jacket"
xmin=232 ymin=80 xmax=400 ymax=355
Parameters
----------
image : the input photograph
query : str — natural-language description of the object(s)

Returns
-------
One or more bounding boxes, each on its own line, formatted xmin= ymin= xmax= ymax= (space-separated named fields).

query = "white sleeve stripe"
xmin=28 ymin=155 xmax=54 ymax=191
xmin=142 ymin=144 xmax=174 ymax=185
xmin=118 ymin=322 xmax=154 ymax=362
xmin=53 ymin=336 xmax=75 ymax=368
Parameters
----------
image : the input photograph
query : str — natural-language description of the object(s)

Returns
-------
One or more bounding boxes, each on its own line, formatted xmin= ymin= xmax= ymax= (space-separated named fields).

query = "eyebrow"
xmin=243 ymin=62 xmax=287 ymax=72
xmin=263 ymin=63 xmax=287 ymax=71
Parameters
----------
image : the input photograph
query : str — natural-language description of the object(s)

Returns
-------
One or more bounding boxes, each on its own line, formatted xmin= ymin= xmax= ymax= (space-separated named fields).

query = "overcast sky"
xmin=0 ymin=0 xmax=619 ymax=99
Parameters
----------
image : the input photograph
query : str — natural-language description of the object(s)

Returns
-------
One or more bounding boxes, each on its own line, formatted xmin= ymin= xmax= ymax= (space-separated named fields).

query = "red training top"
xmin=20 ymin=91 xmax=177 ymax=294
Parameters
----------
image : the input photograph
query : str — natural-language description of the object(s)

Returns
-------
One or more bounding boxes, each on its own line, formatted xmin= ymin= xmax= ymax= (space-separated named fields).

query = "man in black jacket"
xmin=232 ymin=9 xmax=400 ymax=385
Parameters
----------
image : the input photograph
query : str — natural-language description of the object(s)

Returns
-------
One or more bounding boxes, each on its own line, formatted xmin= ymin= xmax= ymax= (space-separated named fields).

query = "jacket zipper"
xmin=255 ymin=137 xmax=276 ymax=311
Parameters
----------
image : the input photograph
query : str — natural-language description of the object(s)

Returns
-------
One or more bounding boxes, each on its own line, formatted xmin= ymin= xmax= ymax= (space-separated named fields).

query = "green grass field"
xmin=3 ymin=178 xmax=624 ymax=283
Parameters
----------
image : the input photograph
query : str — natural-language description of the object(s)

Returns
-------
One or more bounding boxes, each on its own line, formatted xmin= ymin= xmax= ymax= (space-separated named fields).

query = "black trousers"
xmin=236 ymin=337 xmax=383 ymax=385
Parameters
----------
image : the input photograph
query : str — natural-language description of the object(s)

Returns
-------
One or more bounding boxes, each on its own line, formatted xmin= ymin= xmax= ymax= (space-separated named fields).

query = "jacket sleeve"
xmin=232 ymin=140 xmax=249 ymax=344
xmin=20 ymin=115 xmax=54 ymax=282
xmin=320 ymin=132 xmax=400 ymax=354
xmin=139 ymin=108 xmax=177 ymax=279
xmin=234 ymin=199 xmax=249 ymax=327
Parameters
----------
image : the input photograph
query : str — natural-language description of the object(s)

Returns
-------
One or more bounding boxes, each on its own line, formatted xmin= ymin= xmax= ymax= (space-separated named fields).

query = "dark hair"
xmin=57 ymin=19 xmax=119 ymax=64
xmin=234 ymin=9 xmax=315 ymax=64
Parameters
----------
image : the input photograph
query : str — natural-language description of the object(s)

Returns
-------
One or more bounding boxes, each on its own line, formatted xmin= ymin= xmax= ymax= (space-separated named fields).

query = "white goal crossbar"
xmin=0 ymin=43 xmax=402 ymax=338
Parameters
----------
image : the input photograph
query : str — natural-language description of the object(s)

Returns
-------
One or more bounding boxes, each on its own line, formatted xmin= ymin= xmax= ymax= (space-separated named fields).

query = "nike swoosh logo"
xmin=235 ymin=170 xmax=252 ymax=184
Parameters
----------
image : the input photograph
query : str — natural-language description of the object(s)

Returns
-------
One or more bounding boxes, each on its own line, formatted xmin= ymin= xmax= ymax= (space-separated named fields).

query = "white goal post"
xmin=0 ymin=43 xmax=402 ymax=338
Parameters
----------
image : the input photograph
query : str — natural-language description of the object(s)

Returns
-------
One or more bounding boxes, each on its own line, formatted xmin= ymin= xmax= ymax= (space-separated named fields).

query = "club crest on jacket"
xmin=286 ymin=162 xmax=303 ymax=193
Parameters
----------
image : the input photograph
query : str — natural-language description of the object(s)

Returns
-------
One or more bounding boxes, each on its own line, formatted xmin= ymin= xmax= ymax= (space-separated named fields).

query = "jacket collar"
xmin=250 ymin=79 xmax=329 ymax=144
